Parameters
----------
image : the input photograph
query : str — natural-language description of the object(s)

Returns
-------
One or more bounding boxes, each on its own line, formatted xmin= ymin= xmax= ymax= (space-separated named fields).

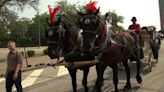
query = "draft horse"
xmin=45 ymin=12 xmax=95 ymax=92
xmin=78 ymin=6 xmax=142 ymax=92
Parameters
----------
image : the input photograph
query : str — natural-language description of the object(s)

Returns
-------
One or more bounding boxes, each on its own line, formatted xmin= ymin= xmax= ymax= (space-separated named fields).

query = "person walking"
xmin=5 ymin=40 xmax=23 ymax=92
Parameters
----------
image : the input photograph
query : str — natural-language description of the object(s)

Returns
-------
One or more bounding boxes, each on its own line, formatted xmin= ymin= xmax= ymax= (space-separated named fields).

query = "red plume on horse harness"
xmin=48 ymin=5 xmax=62 ymax=25
xmin=85 ymin=1 xmax=98 ymax=13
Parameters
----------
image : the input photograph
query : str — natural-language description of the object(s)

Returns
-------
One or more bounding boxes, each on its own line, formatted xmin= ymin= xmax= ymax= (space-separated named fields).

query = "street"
xmin=0 ymin=42 xmax=164 ymax=92
xmin=0 ymin=0 xmax=163 ymax=92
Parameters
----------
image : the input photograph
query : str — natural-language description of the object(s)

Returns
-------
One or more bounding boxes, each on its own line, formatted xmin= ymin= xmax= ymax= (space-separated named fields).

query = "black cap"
xmin=131 ymin=17 xmax=137 ymax=21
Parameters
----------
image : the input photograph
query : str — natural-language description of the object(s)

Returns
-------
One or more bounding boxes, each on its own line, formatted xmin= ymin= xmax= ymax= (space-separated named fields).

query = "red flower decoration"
xmin=86 ymin=1 xmax=98 ymax=13
xmin=48 ymin=5 xmax=62 ymax=25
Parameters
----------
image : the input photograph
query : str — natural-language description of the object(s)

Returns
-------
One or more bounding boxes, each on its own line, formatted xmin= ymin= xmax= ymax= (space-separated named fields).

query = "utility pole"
xmin=37 ymin=10 xmax=41 ymax=48
xmin=159 ymin=0 xmax=164 ymax=32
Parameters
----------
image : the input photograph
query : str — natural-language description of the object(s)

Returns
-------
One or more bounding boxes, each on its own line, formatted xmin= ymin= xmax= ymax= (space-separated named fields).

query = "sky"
xmin=18 ymin=0 xmax=161 ymax=30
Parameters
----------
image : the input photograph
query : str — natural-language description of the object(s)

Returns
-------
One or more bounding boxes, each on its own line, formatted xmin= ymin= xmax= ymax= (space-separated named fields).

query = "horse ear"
xmin=56 ymin=14 xmax=61 ymax=25
xmin=105 ymin=13 xmax=109 ymax=20
xmin=95 ymin=7 xmax=100 ymax=15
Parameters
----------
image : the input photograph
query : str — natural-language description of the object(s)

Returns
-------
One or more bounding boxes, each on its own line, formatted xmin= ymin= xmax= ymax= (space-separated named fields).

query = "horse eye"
xmin=92 ymin=18 xmax=97 ymax=23
xmin=48 ymin=31 xmax=53 ymax=36
xmin=84 ymin=18 xmax=90 ymax=24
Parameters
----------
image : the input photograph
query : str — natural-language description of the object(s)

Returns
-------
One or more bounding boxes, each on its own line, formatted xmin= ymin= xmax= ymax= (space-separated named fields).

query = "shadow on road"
xmin=65 ymin=59 xmax=158 ymax=92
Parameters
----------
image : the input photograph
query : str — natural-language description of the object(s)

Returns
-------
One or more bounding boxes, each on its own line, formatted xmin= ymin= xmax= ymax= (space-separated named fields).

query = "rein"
xmin=82 ymin=31 xmax=97 ymax=36
xmin=48 ymin=41 xmax=59 ymax=45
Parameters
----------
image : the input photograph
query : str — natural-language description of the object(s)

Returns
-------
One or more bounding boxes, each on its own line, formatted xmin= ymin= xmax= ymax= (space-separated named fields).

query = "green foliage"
xmin=0 ymin=13 xmax=48 ymax=47
xmin=0 ymin=0 xmax=126 ymax=47
xmin=106 ymin=11 xmax=124 ymax=26
xmin=27 ymin=50 xmax=35 ymax=57
xmin=43 ymin=48 xmax=48 ymax=55
xmin=0 ymin=0 xmax=39 ymax=12
xmin=57 ymin=0 xmax=79 ymax=23
xmin=106 ymin=11 xmax=125 ymax=31
xmin=21 ymin=51 xmax=25 ymax=57
xmin=0 ymin=0 xmax=40 ymax=47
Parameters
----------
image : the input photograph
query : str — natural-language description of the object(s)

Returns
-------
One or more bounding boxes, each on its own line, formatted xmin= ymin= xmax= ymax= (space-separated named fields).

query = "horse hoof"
xmin=123 ymin=85 xmax=131 ymax=91
xmin=92 ymin=89 xmax=101 ymax=92
xmin=93 ymin=85 xmax=101 ymax=92
xmin=114 ymin=90 xmax=119 ymax=92
xmin=136 ymin=75 xmax=142 ymax=84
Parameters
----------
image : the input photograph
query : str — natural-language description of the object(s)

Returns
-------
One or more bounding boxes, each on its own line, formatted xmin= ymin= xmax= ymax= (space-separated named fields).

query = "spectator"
xmin=5 ymin=40 xmax=23 ymax=92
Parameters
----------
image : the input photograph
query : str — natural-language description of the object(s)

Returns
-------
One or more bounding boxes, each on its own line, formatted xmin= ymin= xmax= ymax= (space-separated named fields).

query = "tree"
xmin=29 ymin=13 xmax=49 ymax=46
xmin=57 ymin=0 xmax=79 ymax=24
xmin=0 ymin=0 xmax=39 ymax=24
xmin=0 ymin=10 xmax=18 ymax=47
xmin=106 ymin=11 xmax=124 ymax=31
xmin=0 ymin=0 xmax=40 ymax=47
xmin=0 ymin=0 xmax=39 ymax=11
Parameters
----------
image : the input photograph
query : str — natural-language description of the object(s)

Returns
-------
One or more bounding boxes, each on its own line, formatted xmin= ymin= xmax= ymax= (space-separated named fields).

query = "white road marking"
xmin=57 ymin=66 xmax=68 ymax=77
xmin=0 ymin=77 xmax=5 ymax=84
xmin=22 ymin=69 xmax=44 ymax=88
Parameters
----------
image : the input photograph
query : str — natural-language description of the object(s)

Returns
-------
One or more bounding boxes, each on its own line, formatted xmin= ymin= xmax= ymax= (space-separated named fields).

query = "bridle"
xmin=47 ymin=22 xmax=66 ymax=62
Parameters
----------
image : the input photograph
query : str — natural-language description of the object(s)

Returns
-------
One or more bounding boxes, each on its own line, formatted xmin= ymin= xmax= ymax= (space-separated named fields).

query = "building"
xmin=159 ymin=0 xmax=164 ymax=31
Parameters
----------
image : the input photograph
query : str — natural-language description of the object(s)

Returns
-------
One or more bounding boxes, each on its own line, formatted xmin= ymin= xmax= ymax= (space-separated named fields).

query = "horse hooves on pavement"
xmin=92 ymin=88 xmax=101 ymax=92
xmin=136 ymin=75 xmax=142 ymax=84
xmin=123 ymin=85 xmax=132 ymax=91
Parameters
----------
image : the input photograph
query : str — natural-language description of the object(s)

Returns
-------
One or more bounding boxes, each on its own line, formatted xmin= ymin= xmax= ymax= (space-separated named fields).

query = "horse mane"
xmin=96 ymin=16 xmax=107 ymax=47
xmin=61 ymin=18 xmax=79 ymax=54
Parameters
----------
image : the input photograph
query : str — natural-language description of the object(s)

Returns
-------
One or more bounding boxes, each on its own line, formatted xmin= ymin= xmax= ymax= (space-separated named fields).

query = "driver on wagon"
xmin=128 ymin=17 xmax=141 ymax=34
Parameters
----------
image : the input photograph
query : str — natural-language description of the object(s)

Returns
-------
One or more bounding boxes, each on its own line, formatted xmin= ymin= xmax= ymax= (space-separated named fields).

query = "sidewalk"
xmin=0 ymin=47 xmax=47 ymax=60
xmin=0 ymin=55 xmax=55 ymax=76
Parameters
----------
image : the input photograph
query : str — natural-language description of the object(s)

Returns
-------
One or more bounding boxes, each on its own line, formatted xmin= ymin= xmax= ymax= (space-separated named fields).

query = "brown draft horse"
xmin=45 ymin=15 xmax=79 ymax=59
xmin=78 ymin=8 xmax=142 ymax=92
xmin=45 ymin=14 xmax=96 ymax=92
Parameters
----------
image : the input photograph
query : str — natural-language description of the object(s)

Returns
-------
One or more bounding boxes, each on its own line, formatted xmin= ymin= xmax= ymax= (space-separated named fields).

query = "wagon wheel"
xmin=147 ymin=49 xmax=152 ymax=72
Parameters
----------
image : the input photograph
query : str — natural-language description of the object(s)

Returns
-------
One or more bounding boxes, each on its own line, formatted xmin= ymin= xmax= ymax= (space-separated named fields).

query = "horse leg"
xmin=112 ymin=65 xmax=119 ymax=92
xmin=82 ymin=68 xmax=89 ymax=92
xmin=94 ymin=63 xmax=107 ymax=92
xmin=68 ymin=68 xmax=77 ymax=92
xmin=96 ymin=63 xmax=107 ymax=85
xmin=122 ymin=60 xmax=131 ymax=91
xmin=136 ymin=51 xmax=142 ymax=84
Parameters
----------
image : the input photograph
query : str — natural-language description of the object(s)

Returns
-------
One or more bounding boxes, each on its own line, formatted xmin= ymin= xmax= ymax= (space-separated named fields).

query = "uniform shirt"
xmin=6 ymin=50 xmax=23 ymax=73
xmin=128 ymin=23 xmax=141 ymax=34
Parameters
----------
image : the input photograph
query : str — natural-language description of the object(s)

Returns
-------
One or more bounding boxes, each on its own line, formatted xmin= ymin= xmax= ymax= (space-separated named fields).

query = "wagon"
xmin=141 ymin=26 xmax=158 ymax=71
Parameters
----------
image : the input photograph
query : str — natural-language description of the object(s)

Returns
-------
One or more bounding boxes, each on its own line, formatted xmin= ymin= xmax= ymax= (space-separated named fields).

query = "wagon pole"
xmin=53 ymin=60 xmax=97 ymax=69
xmin=37 ymin=9 xmax=41 ymax=48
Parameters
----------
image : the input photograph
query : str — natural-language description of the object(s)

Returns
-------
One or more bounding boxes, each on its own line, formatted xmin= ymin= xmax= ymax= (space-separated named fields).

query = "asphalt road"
xmin=0 ymin=42 xmax=164 ymax=92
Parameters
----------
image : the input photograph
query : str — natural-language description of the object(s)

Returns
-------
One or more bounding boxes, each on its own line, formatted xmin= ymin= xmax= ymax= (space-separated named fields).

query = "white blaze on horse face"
xmin=96 ymin=35 xmax=98 ymax=38
xmin=84 ymin=18 xmax=91 ymax=24
xmin=78 ymin=29 xmax=83 ymax=47
xmin=48 ymin=31 xmax=53 ymax=37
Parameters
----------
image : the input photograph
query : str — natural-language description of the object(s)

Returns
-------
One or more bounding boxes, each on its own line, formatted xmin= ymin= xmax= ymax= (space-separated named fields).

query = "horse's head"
xmin=45 ymin=15 xmax=66 ymax=59
xmin=78 ymin=7 xmax=101 ymax=53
